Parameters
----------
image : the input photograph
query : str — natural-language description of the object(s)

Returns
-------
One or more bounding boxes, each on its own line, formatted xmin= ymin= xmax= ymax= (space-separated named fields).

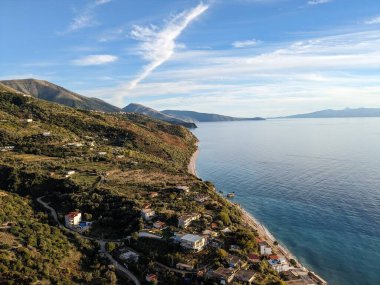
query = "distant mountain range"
xmin=162 ymin=110 xmax=265 ymax=123
xmin=0 ymin=78 xmax=265 ymax=128
xmin=0 ymin=79 xmax=121 ymax=113
xmin=281 ymin=108 xmax=380 ymax=119
xmin=122 ymin=103 xmax=197 ymax=128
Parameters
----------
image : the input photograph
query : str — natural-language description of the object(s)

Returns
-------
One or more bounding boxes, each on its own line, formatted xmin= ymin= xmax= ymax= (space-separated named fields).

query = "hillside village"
xmin=0 ymin=84 xmax=327 ymax=284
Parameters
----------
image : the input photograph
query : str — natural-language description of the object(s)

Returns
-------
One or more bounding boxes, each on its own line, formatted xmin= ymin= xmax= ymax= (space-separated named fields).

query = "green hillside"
xmin=0 ymin=84 xmax=284 ymax=284
xmin=0 ymin=79 xmax=121 ymax=113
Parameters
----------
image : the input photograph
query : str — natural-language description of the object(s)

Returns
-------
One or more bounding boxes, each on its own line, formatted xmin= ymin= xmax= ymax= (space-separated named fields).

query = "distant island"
xmin=279 ymin=108 xmax=380 ymax=119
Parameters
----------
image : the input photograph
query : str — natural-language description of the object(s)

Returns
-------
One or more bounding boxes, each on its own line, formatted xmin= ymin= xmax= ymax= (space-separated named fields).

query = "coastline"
xmin=188 ymin=144 xmax=327 ymax=284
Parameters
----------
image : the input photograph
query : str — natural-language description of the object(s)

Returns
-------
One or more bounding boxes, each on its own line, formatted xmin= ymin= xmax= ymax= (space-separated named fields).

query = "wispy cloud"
xmin=126 ymin=2 xmax=209 ymax=91
xmin=72 ymin=54 xmax=118 ymax=66
xmin=307 ymin=0 xmax=332 ymax=5
xmin=232 ymin=39 xmax=261 ymax=48
xmin=86 ymin=29 xmax=380 ymax=115
xmin=60 ymin=0 xmax=112 ymax=34
xmin=364 ymin=16 xmax=380 ymax=25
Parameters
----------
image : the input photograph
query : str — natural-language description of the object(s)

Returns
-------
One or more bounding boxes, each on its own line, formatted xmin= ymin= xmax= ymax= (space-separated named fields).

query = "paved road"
xmin=36 ymin=196 xmax=140 ymax=285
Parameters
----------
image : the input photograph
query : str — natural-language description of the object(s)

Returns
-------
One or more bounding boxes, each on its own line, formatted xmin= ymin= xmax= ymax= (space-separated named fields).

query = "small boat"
xmin=226 ymin=192 xmax=235 ymax=198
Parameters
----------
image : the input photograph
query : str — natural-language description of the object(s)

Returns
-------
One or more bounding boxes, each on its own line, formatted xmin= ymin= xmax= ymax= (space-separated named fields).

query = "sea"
xmin=192 ymin=118 xmax=380 ymax=285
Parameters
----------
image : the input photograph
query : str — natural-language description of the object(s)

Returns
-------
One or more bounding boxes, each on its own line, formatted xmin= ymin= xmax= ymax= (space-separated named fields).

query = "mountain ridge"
xmin=279 ymin=107 xmax=380 ymax=119
xmin=123 ymin=103 xmax=197 ymax=128
xmin=0 ymin=78 xmax=121 ymax=113
xmin=162 ymin=109 xmax=265 ymax=122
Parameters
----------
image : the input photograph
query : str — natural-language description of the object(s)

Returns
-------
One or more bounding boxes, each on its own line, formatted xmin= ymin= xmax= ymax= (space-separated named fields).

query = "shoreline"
xmin=188 ymin=144 xmax=327 ymax=284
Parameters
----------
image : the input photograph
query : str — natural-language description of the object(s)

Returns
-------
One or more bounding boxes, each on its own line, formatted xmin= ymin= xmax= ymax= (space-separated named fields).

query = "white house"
xmin=98 ymin=152 xmax=107 ymax=156
xmin=178 ymin=213 xmax=201 ymax=228
xmin=42 ymin=132 xmax=51 ymax=137
xmin=141 ymin=209 xmax=155 ymax=221
xmin=180 ymin=234 xmax=206 ymax=251
xmin=268 ymin=257 xmax=290 ymax=272
xmin=65 ymin=170 xmax=76 ymax=178
xmin=259 ymin=241 xmax=272 ymax=256
xmin=65 ymin=212 xmax=82 ymax=227
xmin=175 ymin=185 xmax=190 ymax=193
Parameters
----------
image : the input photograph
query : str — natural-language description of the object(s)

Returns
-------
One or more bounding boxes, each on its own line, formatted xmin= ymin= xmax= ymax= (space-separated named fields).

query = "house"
xmin=65 ymin=170 xmax=76 ymax=178
xmin=178 ymin=213 xmax=201 ymax=228
xmin=208 ymin=267 xmax=236 ymax=284
xmin=145 ymin=273 xmax=158 ymax=283
xmin=22 ymin=94 xmax=32 ymax=98
xmin=141 ymin=209 xmax=155 ymax=221
xmin=175 ymin=185 xmax=190 ymax=193
xmin=26 ymin=119 xmax=33 ymax=123
xmin=235 ymin=270 xmax=256 ymax=284
xmin=282 ymin=269 xmax=317 ymax=285
xmin=211 ymin=222 xmax=218 ymax=229
xmin=202 ymin=229 xmax=218 ymax=238
xmin=98 ymin=152 xmax=107 ymax=155
xmin=268 ymin=256 xmax=290 ymax=272
xmin=247 ymin=253 xmax=260 ymax=263
xmin=0 ymin=146 xmax=14 ymax=152
xmin=153 ymin=221 xmax=166 ymax=229
xmin=42 ymin=132 xmax=51 ymax=137
xmin=65 ymin=212 xmax=82 ymax=227
xmin=226 ymin=254 xmax=245 ymax=268
xmin=176 ymin=262 xmax=194 ymax=271
xmin=258 ymin=241 xmax=272 ymax=256
xmin=150 ymin=192 xmax=159 ymax=198
xmin=116 ymin=155 xmax=125 ymax=159
xmin=67 ymin=143 xmax=83 ymax=147
xmin=180 ymin=234 xmax=206 ymax=251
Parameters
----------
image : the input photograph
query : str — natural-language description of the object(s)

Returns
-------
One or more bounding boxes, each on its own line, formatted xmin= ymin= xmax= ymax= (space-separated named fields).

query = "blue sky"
xmin=1 ymin=0 xmax=380 ymax=116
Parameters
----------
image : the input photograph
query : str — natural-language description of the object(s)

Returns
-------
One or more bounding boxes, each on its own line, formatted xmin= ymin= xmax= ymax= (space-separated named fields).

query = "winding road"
xmin=36 ymin=196 xmax=140 ymax=285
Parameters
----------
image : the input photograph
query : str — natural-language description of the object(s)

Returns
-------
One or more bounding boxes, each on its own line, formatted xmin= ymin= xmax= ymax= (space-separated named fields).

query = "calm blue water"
xmin=192 ymin=118 xmax=380 ymax=285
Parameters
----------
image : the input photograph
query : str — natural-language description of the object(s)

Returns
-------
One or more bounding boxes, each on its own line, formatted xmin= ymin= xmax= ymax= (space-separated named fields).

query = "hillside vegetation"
xmin=0 ymin=84 xmax=284 ymax=284
xmin=0 ymin=79 xmax=121 ymax=112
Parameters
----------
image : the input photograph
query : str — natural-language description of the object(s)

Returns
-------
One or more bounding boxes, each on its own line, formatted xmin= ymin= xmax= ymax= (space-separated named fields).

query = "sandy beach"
xmin=188 ymin=146 xmax=326 ymax=283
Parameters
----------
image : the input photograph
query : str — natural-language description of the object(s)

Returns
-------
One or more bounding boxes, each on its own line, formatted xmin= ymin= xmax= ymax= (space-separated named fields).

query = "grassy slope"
xmin=0 ymin=79 xmax=121 ymax=112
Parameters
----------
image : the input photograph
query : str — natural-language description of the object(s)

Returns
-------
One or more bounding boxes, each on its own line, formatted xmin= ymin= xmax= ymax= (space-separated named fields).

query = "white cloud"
xmin=60 ymin=0 xmax=112 ymax=34
xmin=81 ymin=29 xmax=380 ymax=116
xmin=126 ymin=3 xmax=209 ymax=91
xmin=365 ymin=16 xmax=380 ymax=25
xmin=232 ymin=39 xmax=261 ymax=48
xmin=72 ymin=54 xmax=118 ymax=66
xmin=307 ymin=0 xmax=332 ymax=5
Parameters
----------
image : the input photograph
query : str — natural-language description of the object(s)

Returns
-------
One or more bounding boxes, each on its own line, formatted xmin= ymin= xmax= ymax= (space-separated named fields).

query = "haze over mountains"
xmin=122 ymin=103 xmax=197 ymax=128
xmin=162 ymin=110 xmax=265 ymax=123
xmin=281 ymin=108 xmax=380 ymax=119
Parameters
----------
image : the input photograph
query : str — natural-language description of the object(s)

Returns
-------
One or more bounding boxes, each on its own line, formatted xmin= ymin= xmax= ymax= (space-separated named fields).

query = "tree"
xmin=105 ymin=242 xmax=116 ymax=252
